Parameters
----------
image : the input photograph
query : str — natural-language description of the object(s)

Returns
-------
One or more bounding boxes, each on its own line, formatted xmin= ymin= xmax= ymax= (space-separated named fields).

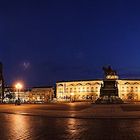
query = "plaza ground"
xmin=0 ymin=103 xmax=140 ymax=139
xmin=1 ymin=102 xmax=140 ymax=118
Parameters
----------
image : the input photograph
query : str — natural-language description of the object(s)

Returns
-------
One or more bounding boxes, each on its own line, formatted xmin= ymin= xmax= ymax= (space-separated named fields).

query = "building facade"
xmin=56 ymin=79 xmax=140 ymax=102
xmin=56 ymin=80 xmax=102 ymax=102
xmin=28 ymin=87 xmax=54 ymax=103
xmin=118 ymin=80 xmax=140 ymax=101
xmin=4 ymin=86 xmax=54 ymax=103
xmin=4 ymin=87 xmax=29 ymax=103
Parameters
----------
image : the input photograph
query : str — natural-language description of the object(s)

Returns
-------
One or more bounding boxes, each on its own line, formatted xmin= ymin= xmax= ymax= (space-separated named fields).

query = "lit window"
xmin=83 ymin=87 xmax=85 ymax=92
xmin=70 ymin=88 xmax=73 ymax=92
xmin=78 ymin=88 xmax=80 ymax=92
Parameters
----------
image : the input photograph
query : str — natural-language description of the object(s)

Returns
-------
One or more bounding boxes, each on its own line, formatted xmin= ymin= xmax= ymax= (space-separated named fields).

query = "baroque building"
xmin=56 ymin=79 xmax=140 ymax=102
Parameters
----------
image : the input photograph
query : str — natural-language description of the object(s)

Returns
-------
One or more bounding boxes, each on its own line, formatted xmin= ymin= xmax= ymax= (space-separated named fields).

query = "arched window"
xmin=77 ymin=83 xmax=82 ymax=86
xmin=86 ymin=83 xmax=91 ymax=86
xmin=124 ymin=82 xmax=130 ymax=85
xmin=58 ymin=84 xmax=63 ymax=87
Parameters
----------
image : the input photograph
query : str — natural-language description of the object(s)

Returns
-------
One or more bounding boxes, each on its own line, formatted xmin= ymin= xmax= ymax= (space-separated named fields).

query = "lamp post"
xmin=15 ymin=83 xmax=23 ymax=100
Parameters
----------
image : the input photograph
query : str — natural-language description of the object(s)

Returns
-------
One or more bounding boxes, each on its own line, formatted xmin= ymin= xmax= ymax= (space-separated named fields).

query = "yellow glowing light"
xmin=15 ymin=83 xmax=23 ymax=90
xmin=106 ymin=75 xmax=119 ymax=80
xmin=71 ymin=93 xmax=74 ymax=96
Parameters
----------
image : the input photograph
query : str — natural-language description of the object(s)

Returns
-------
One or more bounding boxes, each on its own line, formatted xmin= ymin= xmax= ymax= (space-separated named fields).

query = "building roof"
xmin=56 ymin=78 xmax=140 ymax=83
xmin=119 ymin=78 xmax=140 ymax=81
xmin=56 ymin=79 xmax=103 ymax=83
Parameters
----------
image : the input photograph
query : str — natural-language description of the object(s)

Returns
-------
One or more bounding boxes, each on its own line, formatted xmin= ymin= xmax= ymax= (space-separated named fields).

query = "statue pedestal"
xmin=95 ymin=79 xmax=123 ymax=104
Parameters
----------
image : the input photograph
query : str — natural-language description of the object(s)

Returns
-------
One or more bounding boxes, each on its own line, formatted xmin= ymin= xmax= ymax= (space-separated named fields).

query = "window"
xmin=59 ymin=88 xmax=63 ymax=93
xmin=78 ymin=88 xmax=81 ymax=92
xmin=87 ymin=87 xmax=89 ymax=92
xmin=66 ymin=88 xmax=68 ymax=93
xmin=95 ymin=87 xmax=98 ymax=92
xmin=82 ymin=95 xmax=85 ymax=99
xmin=70 ymin=88 xmax=73 ymax=92
xmin=83 ymin=87 xmax=85 ymax=92
xmin=135 ymin=87 xmax=138 ymax=92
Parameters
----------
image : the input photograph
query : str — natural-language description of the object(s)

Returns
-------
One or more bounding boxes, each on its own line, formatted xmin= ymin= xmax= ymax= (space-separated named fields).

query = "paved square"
xmin=0 ymin=103 xmax=140 ymax=139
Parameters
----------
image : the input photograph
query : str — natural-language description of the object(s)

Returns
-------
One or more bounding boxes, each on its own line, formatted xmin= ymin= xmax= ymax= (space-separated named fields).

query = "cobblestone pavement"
xmin=0 ymin=103 xmax=140 ymax=139
xmin=0 ymin=114 xmax=140 ymax=140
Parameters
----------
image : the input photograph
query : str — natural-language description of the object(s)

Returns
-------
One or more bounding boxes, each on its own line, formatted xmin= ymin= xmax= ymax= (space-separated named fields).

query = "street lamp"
xmin=15 ymin=83 xmax=23 ymax=100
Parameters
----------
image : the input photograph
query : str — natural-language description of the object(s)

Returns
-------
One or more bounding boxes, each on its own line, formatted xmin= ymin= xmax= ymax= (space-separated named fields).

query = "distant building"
xmin=4 ymin=86 xmax=54 ymax=103
xmin=29 ymin=86 xmax=54 ymax=103
xmin=4 ymin=86 xmax=29 ymax=103
xmin=56 ymin=79 xmax=140 ymax=102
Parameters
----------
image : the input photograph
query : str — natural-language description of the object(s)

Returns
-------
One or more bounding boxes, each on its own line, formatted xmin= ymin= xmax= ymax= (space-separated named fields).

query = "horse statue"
xmin=102 ymin=66 xmax=117 ymax=77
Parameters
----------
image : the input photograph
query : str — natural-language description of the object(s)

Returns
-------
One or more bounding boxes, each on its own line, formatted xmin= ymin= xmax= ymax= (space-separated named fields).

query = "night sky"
xmin=1 ymin=0 xmax=140 ymax=87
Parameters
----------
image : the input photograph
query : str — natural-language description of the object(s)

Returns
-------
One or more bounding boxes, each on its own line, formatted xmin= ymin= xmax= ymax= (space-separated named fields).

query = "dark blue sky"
xmin=1 ymin=0 xmax=140 ymax=86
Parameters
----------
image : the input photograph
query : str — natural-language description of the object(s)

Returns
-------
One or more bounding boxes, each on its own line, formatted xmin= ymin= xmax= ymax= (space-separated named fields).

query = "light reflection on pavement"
xmin=0 ymin=114 xmax=140 ymax=140
xmin=0 ymin=104 xmax=140 ymax=139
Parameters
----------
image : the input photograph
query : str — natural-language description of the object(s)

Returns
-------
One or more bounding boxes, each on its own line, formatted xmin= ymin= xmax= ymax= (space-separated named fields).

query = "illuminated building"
xmin=28 ymin=86 xmax=54 ymax=103
xmin=56 ymin=80 xmax=102 ymax=102
xmin=4 ymin=87 xmax=29 ymax=103
xmin=4 ymin=86 xmax=54 ymax=103
xmin=56 ymin=79 xmax=140 ymax=102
